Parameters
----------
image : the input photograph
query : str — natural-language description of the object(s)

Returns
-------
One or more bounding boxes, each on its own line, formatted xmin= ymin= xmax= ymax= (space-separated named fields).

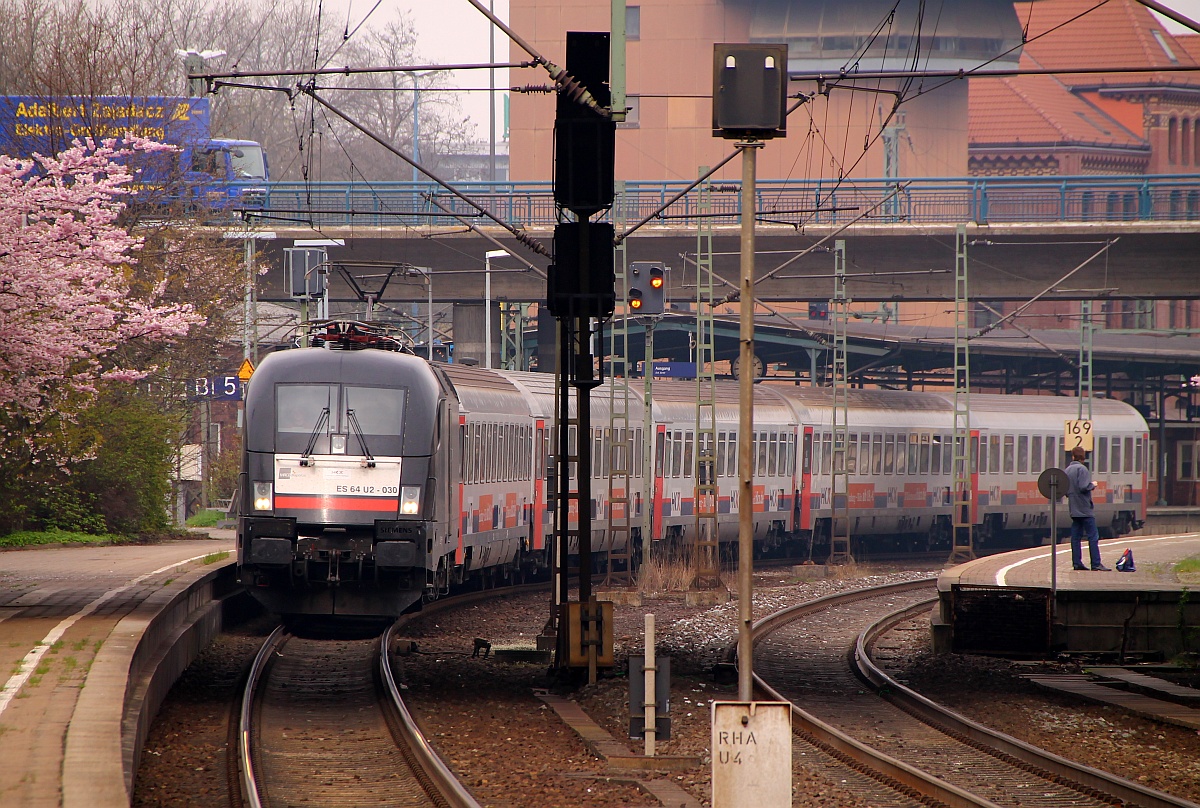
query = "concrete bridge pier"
xmin=452 ymin=302 xmax=499 ymax=368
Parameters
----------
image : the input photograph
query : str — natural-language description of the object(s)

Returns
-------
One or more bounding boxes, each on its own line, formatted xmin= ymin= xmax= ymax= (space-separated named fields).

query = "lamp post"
xmin=405 ymin=266 xmax=435 ymax=360
xmin=484 ymin=249 xmax=509 ymax=368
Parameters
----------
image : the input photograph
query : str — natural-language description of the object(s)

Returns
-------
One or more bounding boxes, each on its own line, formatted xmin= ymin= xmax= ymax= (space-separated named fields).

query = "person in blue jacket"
xmin=1065 ymin=446 xmax=1110 ymax=571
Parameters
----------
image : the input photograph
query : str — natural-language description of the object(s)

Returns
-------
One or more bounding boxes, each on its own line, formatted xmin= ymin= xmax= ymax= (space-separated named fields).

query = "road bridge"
xmin=241 ymin=175 xmax=1200 ymax=305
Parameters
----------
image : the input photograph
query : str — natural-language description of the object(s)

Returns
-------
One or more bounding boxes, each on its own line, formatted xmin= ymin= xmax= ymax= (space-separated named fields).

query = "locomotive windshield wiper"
xmin=300 ymin=407 xmax=330 ymax=464
xmin=345 ymin=408 xmax=376 ymax=467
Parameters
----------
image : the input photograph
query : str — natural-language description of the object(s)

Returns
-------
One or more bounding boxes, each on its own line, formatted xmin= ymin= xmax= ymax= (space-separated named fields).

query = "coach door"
xmin=799 ymin=427 xmax=813 ymax=531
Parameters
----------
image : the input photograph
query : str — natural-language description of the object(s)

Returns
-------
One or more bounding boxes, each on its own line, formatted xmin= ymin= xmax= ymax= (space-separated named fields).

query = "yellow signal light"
xmin=650 ymin=275 xmax=664 ymax=289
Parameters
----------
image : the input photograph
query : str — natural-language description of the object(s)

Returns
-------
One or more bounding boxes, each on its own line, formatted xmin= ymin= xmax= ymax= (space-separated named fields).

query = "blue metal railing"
xmin=250 ymin=175 xmax=1200 ymax=230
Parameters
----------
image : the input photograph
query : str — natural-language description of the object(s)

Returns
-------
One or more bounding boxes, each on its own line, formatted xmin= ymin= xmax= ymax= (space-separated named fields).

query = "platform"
xmin=932 ymin=533 xmax=1200 ymax=659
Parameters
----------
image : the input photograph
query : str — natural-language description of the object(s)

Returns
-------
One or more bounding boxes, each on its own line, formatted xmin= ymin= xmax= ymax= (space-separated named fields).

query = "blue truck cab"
xmin=183 ymin=137 xmax=270 ymax=210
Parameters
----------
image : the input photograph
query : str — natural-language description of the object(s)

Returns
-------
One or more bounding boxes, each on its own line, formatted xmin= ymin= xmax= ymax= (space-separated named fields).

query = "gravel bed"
xmin=133 ymin=561 xmax=1200 ymax=807
xmin=878 ymin=621 xmax=1200 ymax=804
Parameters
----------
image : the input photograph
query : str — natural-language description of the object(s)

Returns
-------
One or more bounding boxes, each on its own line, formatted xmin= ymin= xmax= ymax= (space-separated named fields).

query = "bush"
xmin=73 ymin=393 xmax=178 ymax=535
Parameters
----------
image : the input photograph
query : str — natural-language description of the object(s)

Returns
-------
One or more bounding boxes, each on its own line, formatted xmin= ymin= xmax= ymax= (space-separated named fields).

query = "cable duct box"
xmin=712 ymin=43 xmax=788 ymax=139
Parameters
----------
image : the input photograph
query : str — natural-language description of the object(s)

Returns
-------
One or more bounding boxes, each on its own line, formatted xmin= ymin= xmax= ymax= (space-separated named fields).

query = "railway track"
xmin=237 ymin=622 xmax=479 ymax=808
xmin=750 ymin=580 xmax=1200 ymax=808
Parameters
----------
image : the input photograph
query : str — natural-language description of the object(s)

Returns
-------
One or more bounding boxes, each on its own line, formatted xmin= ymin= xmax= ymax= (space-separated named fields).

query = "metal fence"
xmin=251 ymin=175 xmax=1200 ymax=230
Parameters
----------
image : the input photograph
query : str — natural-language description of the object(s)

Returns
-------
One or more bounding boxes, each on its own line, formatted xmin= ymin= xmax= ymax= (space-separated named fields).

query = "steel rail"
xmin=747 ymin=578 xmax=1002 ymax=808
xmin=237 ymin=624 xmax=288 ymax=808
xmin=380 ymin=622 xmax=481 ymax=808
xmin=855 ymin=599 xmax=1200 ymax=808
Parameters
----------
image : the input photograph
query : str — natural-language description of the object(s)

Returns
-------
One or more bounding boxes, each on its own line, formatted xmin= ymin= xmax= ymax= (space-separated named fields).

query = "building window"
xmin=1179 ymin=441 xmax=1196 ymax=481
xmin=1169 ymin=116 xmax=1179 ymax=165
xmin=627 ymin=5 xmax=641 ymax=40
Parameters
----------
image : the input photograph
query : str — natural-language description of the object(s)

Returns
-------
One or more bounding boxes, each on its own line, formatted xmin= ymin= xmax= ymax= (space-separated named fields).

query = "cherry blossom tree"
xmin=0 ymin=136 xmax=201 ymax=417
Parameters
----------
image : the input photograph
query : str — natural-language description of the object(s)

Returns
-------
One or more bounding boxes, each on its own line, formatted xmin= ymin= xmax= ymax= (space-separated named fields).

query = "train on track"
xmin=236 ymin=320 xmax=1148 ymax=617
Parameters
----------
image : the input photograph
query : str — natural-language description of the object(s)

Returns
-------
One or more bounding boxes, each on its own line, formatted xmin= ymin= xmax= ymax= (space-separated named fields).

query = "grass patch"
xmin=202 ymin=550 xmax=231 ymax=565
xmin=1176 ymin=556 xmax=1200 ymax=576
xmin=185 ymin=509 xmax=226 ymax=528
xmin=0 ymin=529 xmax=125 ymax=549
xmin=637 ymin=555 xmax=697 ymax=593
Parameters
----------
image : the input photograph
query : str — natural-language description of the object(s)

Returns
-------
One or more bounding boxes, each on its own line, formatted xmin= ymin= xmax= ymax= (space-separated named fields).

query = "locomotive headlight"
xmin=331 ymin=434 xmax=348 ymax=454
xmin=253 ymin=482 xmax=273 ymax=512
xmin=400 ymin=486 xmax=421 ymax=515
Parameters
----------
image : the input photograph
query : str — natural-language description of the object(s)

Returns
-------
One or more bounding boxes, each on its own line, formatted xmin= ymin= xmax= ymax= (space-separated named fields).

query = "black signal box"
xmin=549 ymin=220 xmax=615 ymax=319
xmin=712 ymin=43 xmax=788 ymax=140
xmin=554 ymin=32 xmax=615 ymax=216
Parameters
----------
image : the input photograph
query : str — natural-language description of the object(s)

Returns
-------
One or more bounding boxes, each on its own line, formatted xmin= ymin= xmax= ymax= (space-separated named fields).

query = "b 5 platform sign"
xmin=192 ymin=375 xmax=243 ymax=401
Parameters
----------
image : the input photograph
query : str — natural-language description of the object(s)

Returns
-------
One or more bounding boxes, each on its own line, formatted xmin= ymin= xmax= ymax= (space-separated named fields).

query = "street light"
xmin=484 ymin=249 xmax=509 ymax=368
xmin=404 ymin=266 xmax=435 ymax=361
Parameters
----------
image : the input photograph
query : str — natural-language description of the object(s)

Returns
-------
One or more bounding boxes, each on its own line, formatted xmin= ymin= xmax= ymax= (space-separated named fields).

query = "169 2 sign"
xmin=192 ymin=376 xmax=243 ymax=401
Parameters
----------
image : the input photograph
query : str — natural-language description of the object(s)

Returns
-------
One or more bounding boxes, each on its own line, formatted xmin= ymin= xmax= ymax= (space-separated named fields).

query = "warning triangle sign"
xmin=237 ymin=358 xmax=256 ymax=381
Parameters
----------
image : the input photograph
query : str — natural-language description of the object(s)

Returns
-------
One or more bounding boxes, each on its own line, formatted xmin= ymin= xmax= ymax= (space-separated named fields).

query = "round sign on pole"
xmin=1038 ymin=467 xmax=1069 ymax=500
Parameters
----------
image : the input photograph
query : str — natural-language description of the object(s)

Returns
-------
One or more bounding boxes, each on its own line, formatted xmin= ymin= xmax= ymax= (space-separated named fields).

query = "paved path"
xmin=0 ymin=532 xmax=235 ymax=807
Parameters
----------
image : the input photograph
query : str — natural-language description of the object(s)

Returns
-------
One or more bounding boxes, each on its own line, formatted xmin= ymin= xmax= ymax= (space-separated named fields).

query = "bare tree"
xmin=0 ymin=0 xmax=478 ymax=182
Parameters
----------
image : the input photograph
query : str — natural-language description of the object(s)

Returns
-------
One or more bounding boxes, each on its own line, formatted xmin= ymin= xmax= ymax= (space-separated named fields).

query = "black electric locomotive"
xmin=237 ymin=321 xmax=457 ymax=616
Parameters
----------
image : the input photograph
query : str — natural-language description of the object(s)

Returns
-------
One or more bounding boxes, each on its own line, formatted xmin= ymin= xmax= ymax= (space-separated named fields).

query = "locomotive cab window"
xmin=275 ymin=383 xmax=404 ymax=455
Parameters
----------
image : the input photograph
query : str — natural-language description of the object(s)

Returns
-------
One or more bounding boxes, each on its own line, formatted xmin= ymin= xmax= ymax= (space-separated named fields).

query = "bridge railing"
xmin=252 ymin=175 xmax=1200 ymax=229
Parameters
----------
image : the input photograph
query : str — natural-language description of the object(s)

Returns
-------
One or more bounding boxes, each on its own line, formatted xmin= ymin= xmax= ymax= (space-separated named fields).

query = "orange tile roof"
xmin=970 ymin=70 xmax=1144 ymax=147
xmin=1012 ymin=0 xmax=1200 ymax=88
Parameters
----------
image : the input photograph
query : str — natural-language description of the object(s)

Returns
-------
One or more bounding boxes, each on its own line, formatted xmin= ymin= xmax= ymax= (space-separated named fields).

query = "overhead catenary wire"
xmin=300 ymin=87 xmax=551 ymax=258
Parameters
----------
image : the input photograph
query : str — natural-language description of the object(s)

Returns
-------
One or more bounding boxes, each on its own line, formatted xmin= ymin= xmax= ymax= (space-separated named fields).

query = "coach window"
xmin=1112 ymin=437 xmax=1122 ymax=475
xmin=525 ymin=425 xmax=532 ymax=480
xmin=1135 ymin=436 xmax=1144 ymax=474
xmin=673 ymin=431 xmax=685 ymax=477
xmin=568 ymin=425 xmax=578 ymax=480
xmin=655 ymin=431 xmax=665 ymax=477
xmin=802 ymin=432 xmax=812 ymax=475
xmin=635 ymin=429 xmax=643 ymax=476
xmin=1017 ymin=435 xmax=1029 ymax=474
xmin=729 ymin=433 xmax=739 ymax=476
xmin=1123 ymin=436 xmax=1133 ymax=473
xmin=1046 ymin=435 xmax=1058 ymax=470
xmin=473 ymin=424 xmax=482 ymax=483
xmin=882 ymin=434 xmax=894 ymax=474
xmin=897 ymin=434 xmax=909 ymax=475
xmin=919 ymin=434 xmax=931 ymax=475
xmin=474 ymin=424 xmax=483 ymax=483
xmin=977 ymin=435 xmax=989 ymax=475
xmin=1031 ymin=435 xmax=1043 ymax=474
xmin=1097 ymin=436 xmax=1108 ymax=473
xmin=844 ymin=434 xmax=856 ymax=474
xmin=869 ymin=434 xmax=880 ymax=475
xmin=822 ymin=432 xmax=832 ymax=475
xmin=768 ymin=432 xmax=779 ymax=476
xmin=1003 ymin=435 xmax=1015 ymax=474
xmin=987 ymin=435 xmax=1000 ymax=474
xmin=930 ymin=435 xmax=943 ymax=476
xmin=944 ymin=435 xmax=953 ymax=474
xmin=491 ymin=424 xmax=499 ymax=482
xmin=908 ymin=434 xmax=919 ymax=475
xmin=787 ymin=433 xmax=797 ymax=475
xmin=684 ymin=431 xmax=695 ymax=478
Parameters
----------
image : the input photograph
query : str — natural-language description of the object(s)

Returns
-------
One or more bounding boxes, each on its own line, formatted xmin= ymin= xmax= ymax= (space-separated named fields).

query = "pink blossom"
xmin=0 ymin=137 xmax=201 ymax=415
